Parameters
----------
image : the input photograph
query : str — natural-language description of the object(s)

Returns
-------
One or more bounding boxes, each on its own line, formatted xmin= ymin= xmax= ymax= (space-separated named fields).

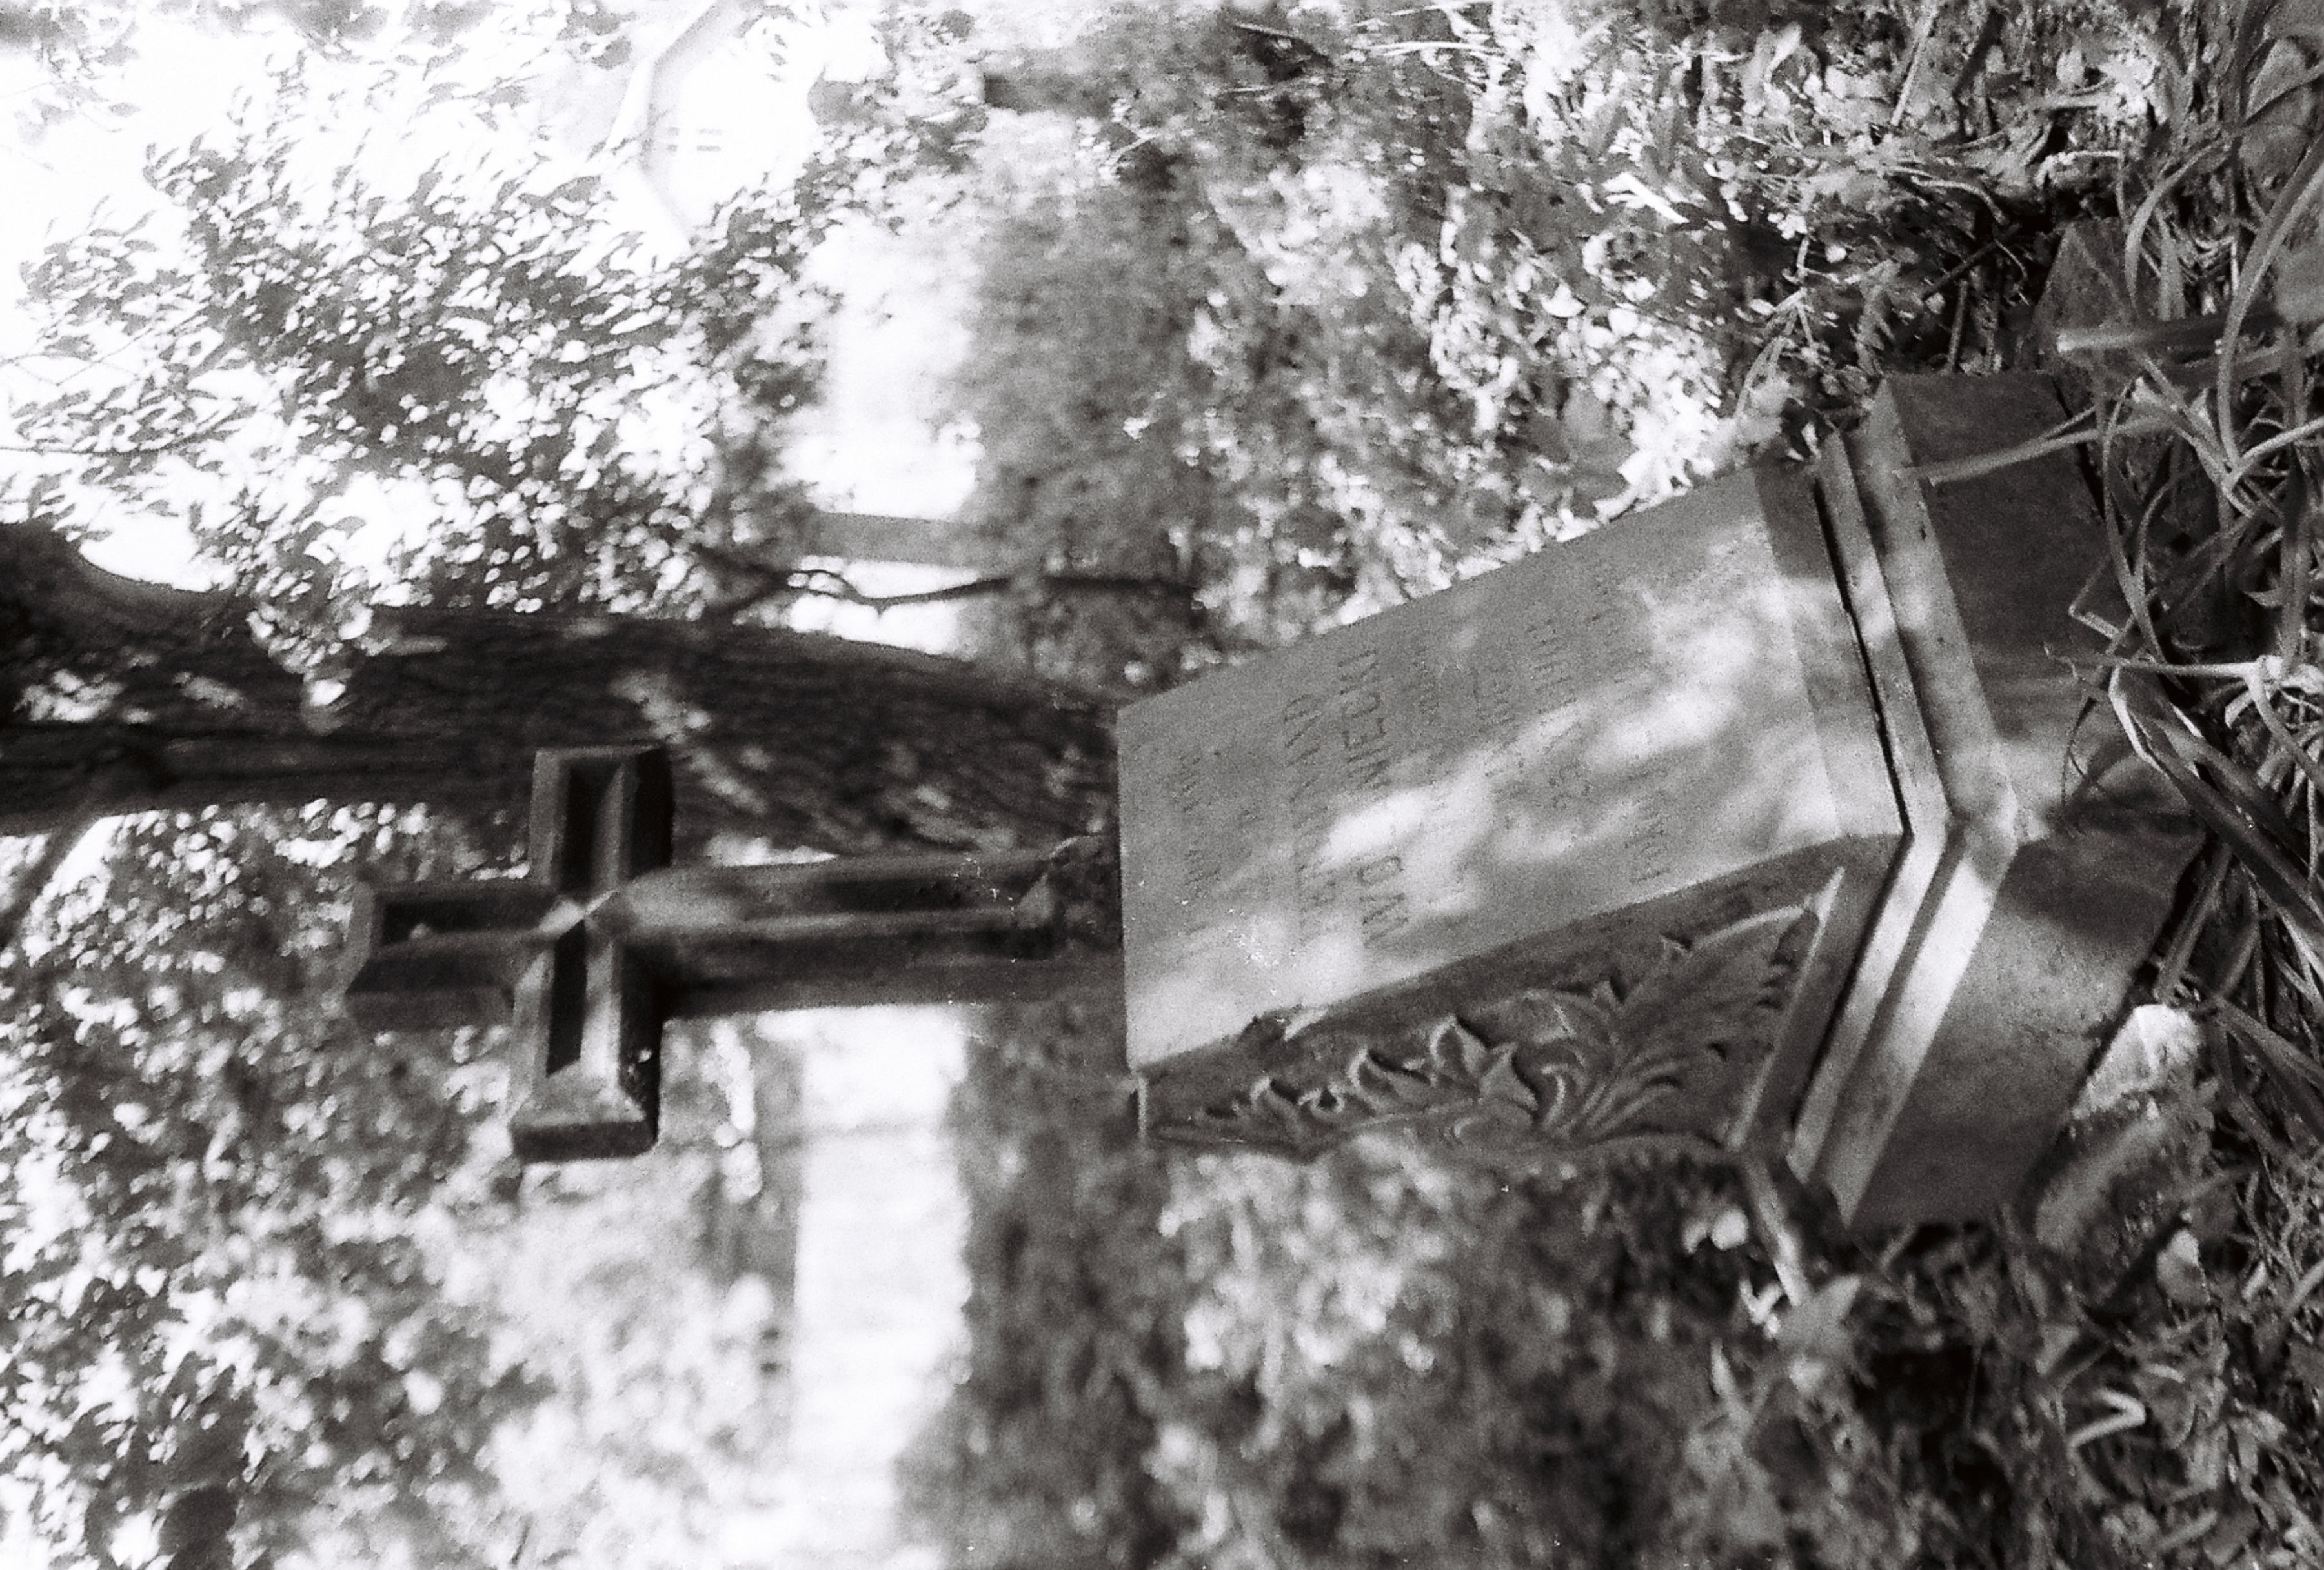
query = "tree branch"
xmin=694 ymin=539 xmax=1190 ymax=621
xmin=791 ymin=566 xmax=1193 ymax=610
xmin=0 ymin=428 xmax=221 ymax=458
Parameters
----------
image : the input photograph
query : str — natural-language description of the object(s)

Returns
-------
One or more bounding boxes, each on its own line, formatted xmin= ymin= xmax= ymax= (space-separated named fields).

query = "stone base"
xmin=1784 ymin=374 xmax=2201 ymax=1227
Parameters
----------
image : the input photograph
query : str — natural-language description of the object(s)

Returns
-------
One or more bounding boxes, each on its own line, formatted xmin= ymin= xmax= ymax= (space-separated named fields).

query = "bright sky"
xmin=0 ymin=19 xmax=250 ymax=585
xmin=754 ymin=1013 xmax=969 ymax=1570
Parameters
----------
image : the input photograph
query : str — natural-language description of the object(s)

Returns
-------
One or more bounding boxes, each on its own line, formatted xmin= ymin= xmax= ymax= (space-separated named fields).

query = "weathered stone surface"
xmin=1122 ymin=469 xmax=1903 ymax=1165
xmin=1786 ymin=374 xmax=2201 ymax=1226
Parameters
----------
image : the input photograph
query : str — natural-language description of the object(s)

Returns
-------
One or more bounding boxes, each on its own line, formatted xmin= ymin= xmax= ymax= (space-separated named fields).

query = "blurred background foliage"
xmin=2 ymin=793 xmax=791 ymax=1569
xmin=9 ymin=74 xmax=834 ymax=645
xmin=928 ymin=0 xmax=2185 ymax=683
xmin=14 ymin=0 xmax=2324 ymax=1567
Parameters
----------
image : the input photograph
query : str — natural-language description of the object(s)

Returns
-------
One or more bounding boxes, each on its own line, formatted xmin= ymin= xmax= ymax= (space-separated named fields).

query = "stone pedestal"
xmin=1120 ymin=374 xmax=2200 ymax=1227
xmin=1784 ymin=375 xmax=2199 ymax=1225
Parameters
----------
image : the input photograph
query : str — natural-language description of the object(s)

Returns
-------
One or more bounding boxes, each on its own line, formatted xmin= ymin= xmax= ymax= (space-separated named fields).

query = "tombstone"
xmin=339 ymin=373 xmax=2198 ymax=1229
xmin=1120 ymin=373 xmax=2199 ymax=1228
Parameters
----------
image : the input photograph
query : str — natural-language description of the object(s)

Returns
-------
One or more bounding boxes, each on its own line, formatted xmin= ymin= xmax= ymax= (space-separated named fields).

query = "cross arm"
xmin=340 ymin=749 xmax=676 ymax=1163
xmin=595 ymin=838 xmax=1122 ymax=1012
xmin=341 ymin=880 xmax=569 ymax=1032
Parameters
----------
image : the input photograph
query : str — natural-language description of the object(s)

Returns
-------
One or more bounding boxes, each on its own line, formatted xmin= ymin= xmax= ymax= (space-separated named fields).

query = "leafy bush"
xmin=0 ymin=804 xmax=536 ymax=1567
xmin=908 ymin=998 xmax=1975 ymax=1569
xmin=931 ymin=0 xmax=2140 ymax=685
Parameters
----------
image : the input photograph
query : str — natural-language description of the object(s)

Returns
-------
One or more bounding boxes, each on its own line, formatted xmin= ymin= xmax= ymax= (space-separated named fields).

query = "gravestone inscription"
xmin=1121 ymin=467 xmax=1903 ymax=1168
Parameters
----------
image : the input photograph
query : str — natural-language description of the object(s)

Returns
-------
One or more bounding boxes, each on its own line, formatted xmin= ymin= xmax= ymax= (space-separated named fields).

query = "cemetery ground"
xmin=15 ymin=1 xmax=2324 ymax=1568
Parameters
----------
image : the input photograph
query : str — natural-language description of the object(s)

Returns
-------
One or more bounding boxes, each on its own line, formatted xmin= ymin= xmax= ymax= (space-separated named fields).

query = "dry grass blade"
xmin=1888 ymin=0 xmax=1945 ymax=132
xmin=2122 ymin=679 xmax=2298 ymax=833
xmin=2126 ymin=137 xmax=2235 ymax=314
xmin=2066 ymin=1389 xmax=2147 ymax=1451
xmin=1904 ymin=410 xmax=2182 ymax=487
xmin=2216 ymin=136 xmax=2324 ymax=469
xmin=2156 ymin=849 xmax=2234 ymax=1002
xmin=2088 ymin=656 xmax=2278 ymax=676
xmin=2222 ymin=411 xmax=2324 ymax=487
xmin=2111 ymin=675 xmax=2324 ymax=950
xmin=2216 ymin=1001 xmax=2324 ymax=1142
xmin=2054 ymin=309 xmax=2283 ymax=357
xmin=2278 ymin=921 xmax=2324 ymax=1012
xmin=2285 ymin=463 xmax=2318 ymax=664
xmin=2239 ymin=663 xmax=2324 ymax=800
xmin=2098 ymin=396 xmax=2172 ymax=657
xmin=2212 ymin=1004 xmax=2305 ymax=1162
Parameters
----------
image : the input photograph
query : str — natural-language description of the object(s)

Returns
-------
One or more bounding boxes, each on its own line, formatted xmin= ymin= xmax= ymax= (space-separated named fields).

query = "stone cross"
xmin=343 ymin=747 xmax=1115 ymax=1161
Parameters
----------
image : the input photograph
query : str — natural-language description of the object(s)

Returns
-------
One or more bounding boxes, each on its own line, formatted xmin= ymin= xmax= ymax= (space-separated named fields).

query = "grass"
xmin=1739 ymin=2 xmax=2324 ymax=1562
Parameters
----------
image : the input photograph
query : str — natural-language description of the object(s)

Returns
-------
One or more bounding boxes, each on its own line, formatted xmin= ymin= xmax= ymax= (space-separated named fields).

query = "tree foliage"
xmin=1 ymin=802 xmax=536 ymax=1568
xmin=10 ymin=86 xmax=829 ymax=645
xmin=0 ymin=0 xmax=660 ymax=132
xmin=907 ymin=999 xmax=1939 ymax=1570
xmin=926 ymin=0 xmax=2156 ymax=687
xmin=0 ymin=15 xmax=1016 ymax=1567
xmin=2 ymin=800 xmax=806 ymax=1570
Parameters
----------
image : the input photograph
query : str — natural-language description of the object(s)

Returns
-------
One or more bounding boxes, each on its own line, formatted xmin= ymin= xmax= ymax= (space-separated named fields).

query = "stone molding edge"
xmin=1792 ymin=375 xmax=2202 ymax=1225
xmin=1784 ymin=419 xmax=1957 ymax=1183
xmin=1786 ymin=381 xmax=2087 ymax=1220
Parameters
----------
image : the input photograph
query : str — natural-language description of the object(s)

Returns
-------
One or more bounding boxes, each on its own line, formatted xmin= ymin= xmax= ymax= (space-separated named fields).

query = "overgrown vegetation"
xmin=936 ymin=0 xmax=2181 ymax=679
xmin=19 ymin=0 xmax=2324 ymax=1564
xmin=905 ymin=2 xmax=2324 ymax=1567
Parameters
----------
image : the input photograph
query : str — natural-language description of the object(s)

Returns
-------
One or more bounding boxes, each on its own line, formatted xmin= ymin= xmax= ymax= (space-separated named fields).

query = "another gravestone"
xmin=1122 ymin=374 xmax=2200 ymax=1227
xmin=344 ymin=748 xmax=1113 ymax=1160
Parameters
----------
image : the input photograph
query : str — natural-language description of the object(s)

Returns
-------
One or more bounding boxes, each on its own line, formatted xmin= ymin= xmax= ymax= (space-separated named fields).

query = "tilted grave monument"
xmin=1120 ymin=461 xmax=1895 ymax=1170
xmin=1122 ymin=372 xmax=2199 ymax=1227
xmin=341 ymin=374 xmax=2199 ymax=1227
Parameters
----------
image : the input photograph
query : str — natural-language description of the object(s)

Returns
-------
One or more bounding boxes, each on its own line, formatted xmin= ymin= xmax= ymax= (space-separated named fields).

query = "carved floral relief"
xmin=1142 ymin=903 xmax=1819 ymax=1165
